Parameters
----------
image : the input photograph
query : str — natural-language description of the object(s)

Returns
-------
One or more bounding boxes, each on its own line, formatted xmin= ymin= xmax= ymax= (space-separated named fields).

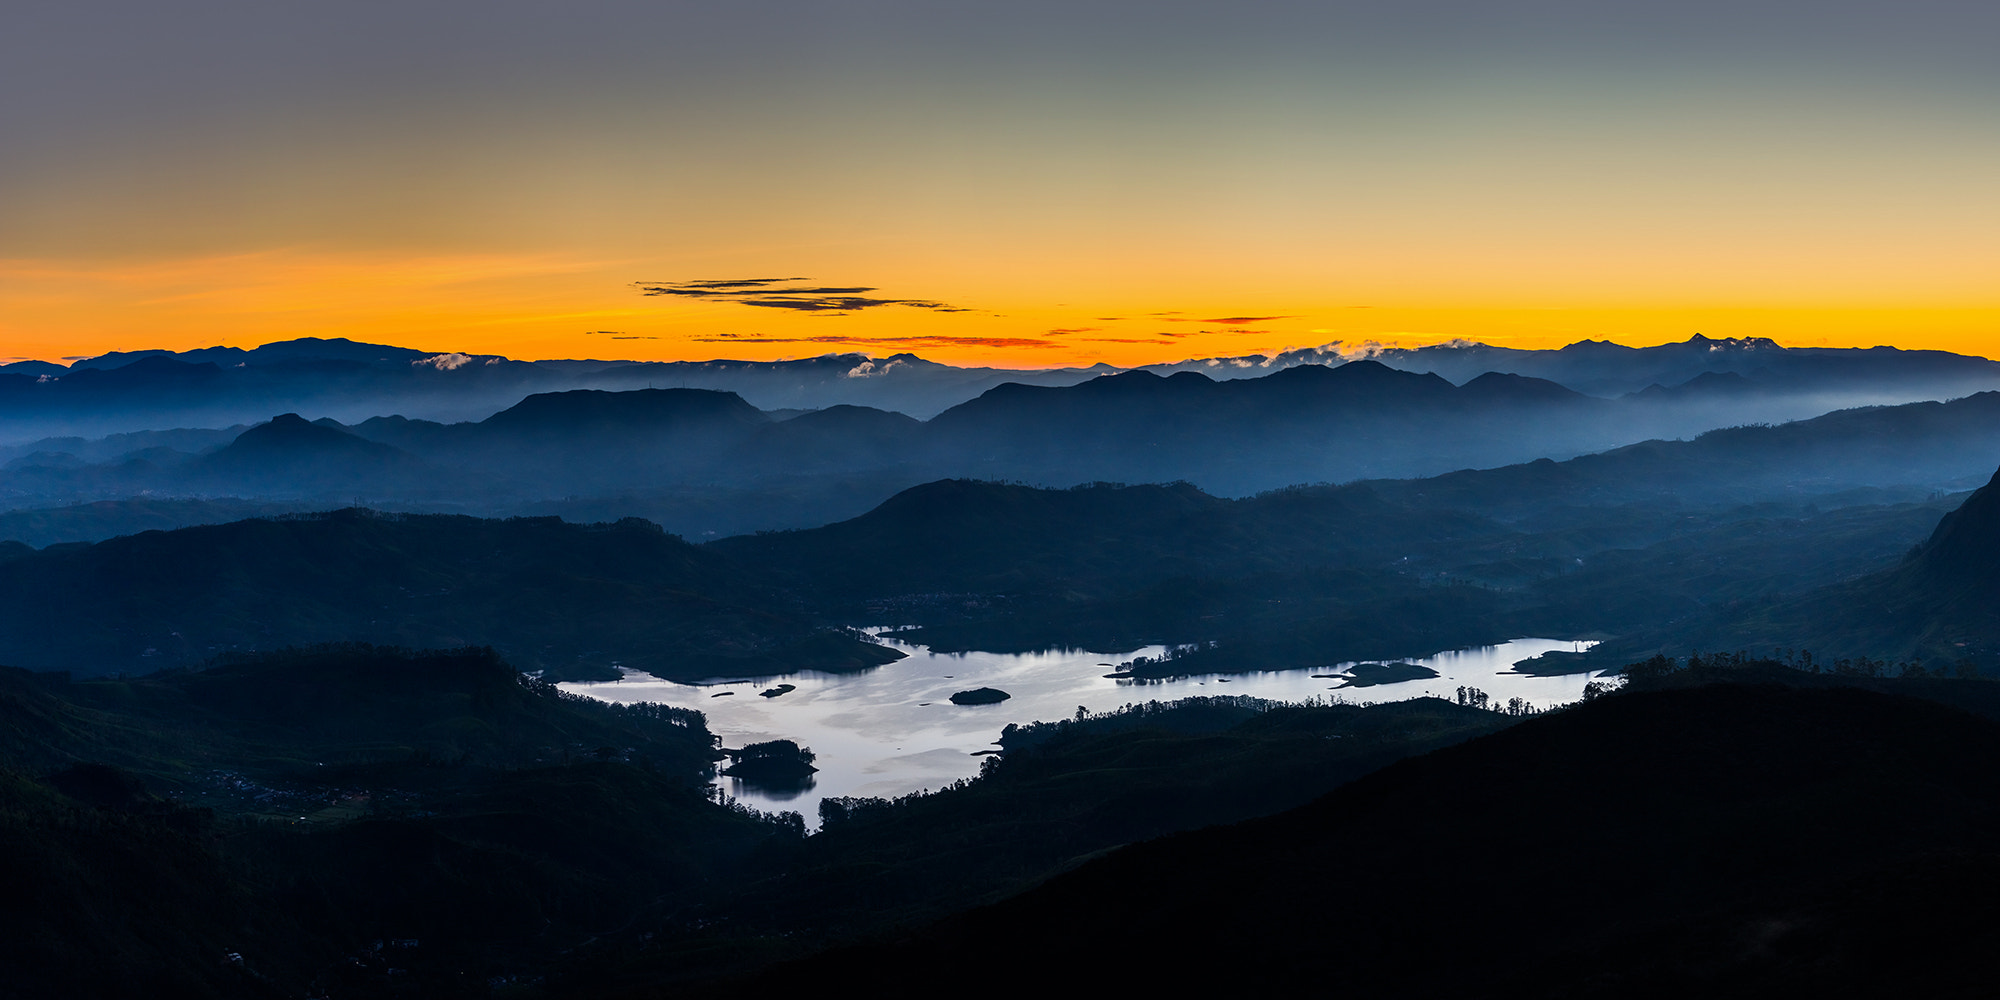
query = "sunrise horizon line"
xmin=13 ymin=329 xmax=1983 ymax=373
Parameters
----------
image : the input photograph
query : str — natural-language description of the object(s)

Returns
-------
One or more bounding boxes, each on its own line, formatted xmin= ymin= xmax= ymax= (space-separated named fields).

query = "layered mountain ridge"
xmin=7 ymin=333 xmax=1995 ymax=444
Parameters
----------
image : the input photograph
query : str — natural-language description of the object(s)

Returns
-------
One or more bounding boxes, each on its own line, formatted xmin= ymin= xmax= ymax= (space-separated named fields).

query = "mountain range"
xmin=1364 ymin=333 xmax=2000 ymax=398
xmin=6 ymin=333 xmax=1995 ymax=446
xmin=12 ymin=355 xmax=2000 ymax=545
xmin=8 ymin=448 xmax=1986 ymax=682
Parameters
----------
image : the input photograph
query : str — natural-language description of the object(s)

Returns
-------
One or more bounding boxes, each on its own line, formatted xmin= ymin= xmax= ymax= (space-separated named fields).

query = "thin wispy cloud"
xmin=636 ymin=278 xmax=971 ymax=314
xmin=694 ymin=333 xmax=1057 ymax=350
xmin=1163 ymin=315 xmax=1296 ymax=325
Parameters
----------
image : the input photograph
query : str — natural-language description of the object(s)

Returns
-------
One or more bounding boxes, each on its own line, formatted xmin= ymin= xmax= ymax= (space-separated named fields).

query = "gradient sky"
xmin=5 ymin=1 xmax=1997 ymax=367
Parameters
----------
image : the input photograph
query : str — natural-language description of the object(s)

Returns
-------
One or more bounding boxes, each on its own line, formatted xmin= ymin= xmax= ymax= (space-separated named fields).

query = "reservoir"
xmin=562 ymin=633 xmax=1603 ymax=825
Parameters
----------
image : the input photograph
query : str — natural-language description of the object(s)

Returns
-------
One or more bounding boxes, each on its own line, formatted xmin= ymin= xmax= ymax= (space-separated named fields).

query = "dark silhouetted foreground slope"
xmin=739 ymin=682 xmax=2000 ymax=997
xmin=0 ymin=646 xmax=789 ymax=1000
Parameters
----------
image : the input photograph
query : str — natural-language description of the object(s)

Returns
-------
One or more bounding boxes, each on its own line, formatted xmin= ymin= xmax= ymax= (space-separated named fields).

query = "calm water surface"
xmin=560 ymin=633 xmax=1603 ymax=825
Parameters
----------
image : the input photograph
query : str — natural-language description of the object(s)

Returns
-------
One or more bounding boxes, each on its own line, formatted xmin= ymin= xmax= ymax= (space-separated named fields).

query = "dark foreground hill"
xmin=0 ymin=645 xmax=1522 ymax=998
xmin=0 ymin=509 xmax=898 ymax=680
xmin=0 ymin=646 xmax=722 ymax=785
xmin=11 ymin=647 xmax=2000 ymax=997
xmin=737 ymin=682 xmax=2000 ymax=997
xmin=0 ymin=646 xmax=793 ymax=1000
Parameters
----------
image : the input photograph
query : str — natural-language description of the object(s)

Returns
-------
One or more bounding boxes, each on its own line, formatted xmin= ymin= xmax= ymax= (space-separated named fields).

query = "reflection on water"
xmin=561 ymin=634 xmax=1603 ymax=827
xmin=727 ymin=774 xmax=815 ymax=801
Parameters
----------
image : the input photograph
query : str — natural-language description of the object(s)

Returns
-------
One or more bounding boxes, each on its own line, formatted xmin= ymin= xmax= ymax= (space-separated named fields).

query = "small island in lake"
xmin=759 ymin=683 xmax=797 ymax=698
xmin=1334 ymin=662 xmax=1440 ymax=688
xmin=1509 ymin=650 xmax=1595 ymax=676
xmin=721 ymin=739 xmax=818 ymax=783
xmin=950 ymin=687 xmax=1011 ymax=705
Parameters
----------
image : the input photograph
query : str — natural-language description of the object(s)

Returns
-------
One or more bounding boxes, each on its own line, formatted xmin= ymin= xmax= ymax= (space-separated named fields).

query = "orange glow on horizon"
xmin=3 ymin=250 xmax=1997 ymax=369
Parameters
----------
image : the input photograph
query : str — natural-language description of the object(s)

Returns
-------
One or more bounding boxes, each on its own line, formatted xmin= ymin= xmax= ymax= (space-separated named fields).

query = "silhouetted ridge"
xmin=778 ymin=404 xmax=921 ymax=432
xmin=927 ymin=368 xmax=1212 ymax=432
xmin=1071 ymin=368 xmax=1209 ymax=397
xmin=810 ymin=479 xmax=1224 ymax=561
xmin=1362 ymin=390 xmax=2000 ymax=514
xmin=713 ymin=478 xmax=1235 ymax=600
xmin=1457 ymin=369 xmax=1586 ymax=403
xmin=240 ymin=336 xmax=433 ymax=365
xmin=736 ymin=404 xmax=926 ymax=473
xmin=1378 ymin=331 xmax=2000 ymax=398
xmin=67 ymin=354 xmax=224 ymax=378
xmin=909 ymin=358 xmax=1630 ymax=492
xmin=710 ymin=477 xmax=1517 ymax=667
xmin=1590 ymin=463 xmax=2000 ymax=667
xmin=1621 ymin=371 xmax=1764 ymax=401
xmin=480 ymin=386 xmax=768 ymax=437
xmin=210 ymin=412 xmax=406 ymax=461
xmin=0 ymin=510 xmax=895 ymax=680
xmin=189 ymin=413 xmax=427 ymax=494
xmin=1246 ymin=358 xmax=1456 ymax=404
xmin=170 ymin=645 xmax=660 ymax=751
xmin=1912 ymin=465 xmax=2000 ymax=587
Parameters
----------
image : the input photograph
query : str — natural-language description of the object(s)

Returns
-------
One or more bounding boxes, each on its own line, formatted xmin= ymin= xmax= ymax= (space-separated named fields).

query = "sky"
xmin=4 ymin=1 xmax=1998 ymax=368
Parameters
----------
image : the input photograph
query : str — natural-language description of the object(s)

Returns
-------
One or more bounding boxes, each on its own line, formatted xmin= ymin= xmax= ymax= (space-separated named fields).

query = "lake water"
xmin=560 ymin=633 xmax=1604 ymax=826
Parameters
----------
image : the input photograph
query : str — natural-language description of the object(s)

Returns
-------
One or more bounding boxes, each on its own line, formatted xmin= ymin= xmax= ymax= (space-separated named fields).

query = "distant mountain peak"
xmin=191 ymin=413 xmax=424 ymax=491
xmin=1051 ymin=368 xmax=1215 ymax=398
xmin=1686 ymin=333 xmax=1782 ymax=352
xmin=66 ymin=354 xmax=225 ymax=377
xmin=1457 ymin=370 xmax=1584 ymax=402
xmin=219 ymin=412 xmax=396 ymax=457
xmin=483 ymin=387 xmax=768 ymax=432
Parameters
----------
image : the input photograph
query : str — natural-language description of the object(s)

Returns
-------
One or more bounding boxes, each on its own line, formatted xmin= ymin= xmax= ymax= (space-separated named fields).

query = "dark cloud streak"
xmin=636 ymin=278 xmax=969 ymax=314
xmin=1163 ymin=315 xmax=1296 ymax=324
xmin=691 ymin=333 xmax=1057 ymax=349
